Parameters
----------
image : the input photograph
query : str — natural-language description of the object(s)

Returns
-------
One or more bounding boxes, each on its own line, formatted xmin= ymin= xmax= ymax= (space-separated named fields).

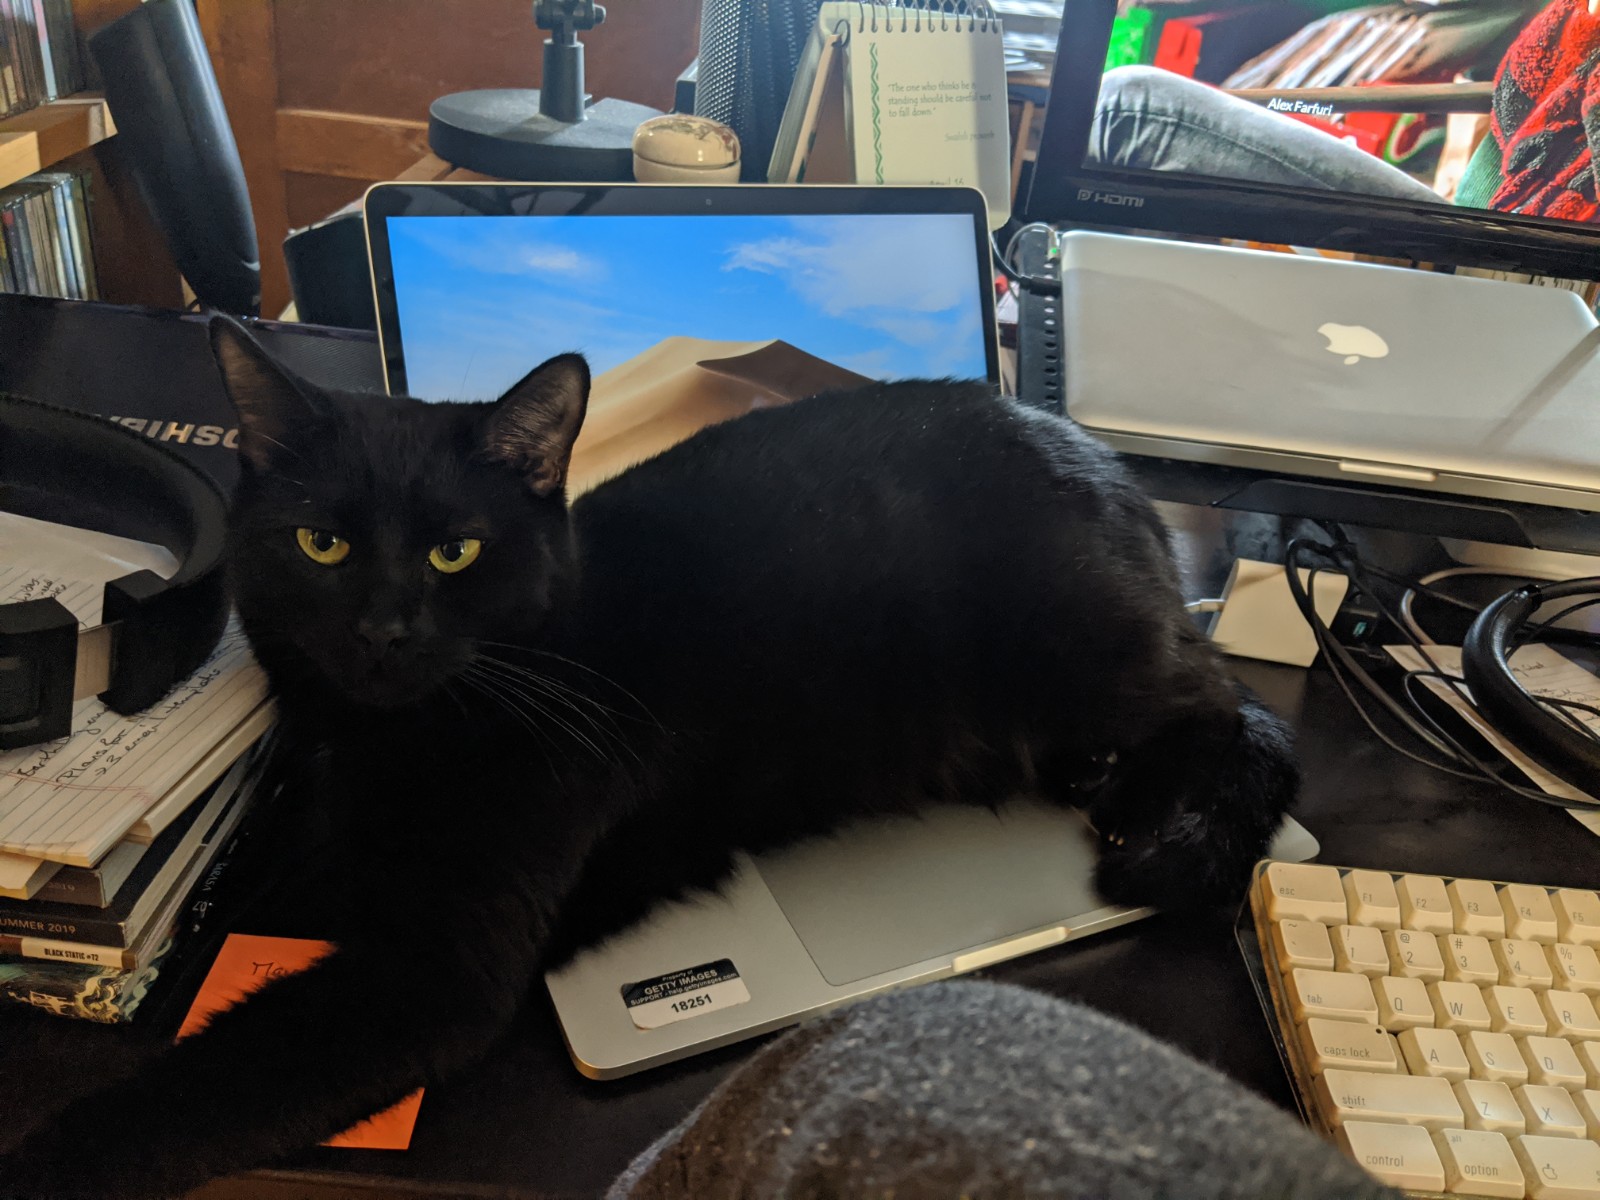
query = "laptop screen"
xmin=372 ymin=194 xmax=997 ymax=404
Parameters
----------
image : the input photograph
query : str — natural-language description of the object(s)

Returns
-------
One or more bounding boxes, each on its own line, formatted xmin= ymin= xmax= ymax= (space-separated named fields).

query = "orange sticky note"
xmin=178 ymin=933 xmax=424 ymax=1150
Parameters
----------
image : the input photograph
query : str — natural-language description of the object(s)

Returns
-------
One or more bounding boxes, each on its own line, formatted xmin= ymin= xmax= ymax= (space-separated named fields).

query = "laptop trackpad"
xmin=752 ymin=800 xmax=1107 ymax=987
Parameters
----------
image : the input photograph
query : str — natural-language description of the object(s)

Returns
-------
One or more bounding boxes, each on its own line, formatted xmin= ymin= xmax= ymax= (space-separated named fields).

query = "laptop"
xmin=1056 ymin=230 xmax=1600 ymax=511
xmin=364 ymin=182 xmax=1000 ymax=402
xmin=546 ymin=803 xmax=1316 ymax=1078
xmin=363 ymin=183 xmax=1319 ymax=1078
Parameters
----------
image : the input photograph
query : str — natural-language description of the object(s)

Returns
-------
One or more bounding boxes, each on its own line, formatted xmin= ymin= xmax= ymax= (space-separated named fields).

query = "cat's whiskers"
xmin=468 ymin=655 xmax=641 ymax=767
xmin=439 ymin=678 xmax=472 ymax=721
xmin=454 ymin=666 xmax=566 ymax=767
xmin=473 ymin=640 xmax=664 ymax=731
xmin=470 ymin=655 xmax=617 ymax=732
xmin=471 ymin=653 xmax=635 ymax=729
xmin=460 ymin=662 xmax=614 ymax=765
xmin=453 ymin=669 xmax=563 ymax=776
xmin=249 ymin=429 xmax=309 ymax=466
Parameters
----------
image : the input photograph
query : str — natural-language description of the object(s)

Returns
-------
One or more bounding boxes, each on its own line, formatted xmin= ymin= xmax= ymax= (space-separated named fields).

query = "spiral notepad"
xmin=768 ymin=2 xmax=1011 ymax=229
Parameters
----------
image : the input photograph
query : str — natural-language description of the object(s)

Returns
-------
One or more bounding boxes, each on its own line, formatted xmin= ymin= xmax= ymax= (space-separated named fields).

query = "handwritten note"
xmin=1386 ymin=644 xmax=1600 ymax=837
xmin=178 ymin=934 xmax=425 ymax=1150
xmin=0 ymin=514 xmax=270 ymax=866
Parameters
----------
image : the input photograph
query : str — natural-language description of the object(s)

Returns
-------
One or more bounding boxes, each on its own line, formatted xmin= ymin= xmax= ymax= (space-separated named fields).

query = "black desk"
xmin=1 ymin=295 xmax=1598 ymax=1199
xmin=1 ymin=663 xmax=1596 ymax=1199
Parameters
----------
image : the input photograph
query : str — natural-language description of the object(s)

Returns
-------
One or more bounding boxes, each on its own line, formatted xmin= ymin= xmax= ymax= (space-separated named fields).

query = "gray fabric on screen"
xmin=1091 ymin=65 xmax=1446 ymax=205
xmin=607 ymin=980 xmax=1398 ymax=1200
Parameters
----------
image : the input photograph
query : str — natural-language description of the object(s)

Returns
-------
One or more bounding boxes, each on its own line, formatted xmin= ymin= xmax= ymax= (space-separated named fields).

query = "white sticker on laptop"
xmin=621 ymin=959 xmax=750 ymax=1030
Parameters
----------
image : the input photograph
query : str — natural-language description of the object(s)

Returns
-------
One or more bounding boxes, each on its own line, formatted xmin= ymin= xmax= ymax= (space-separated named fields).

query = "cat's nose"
xmin=355 ymin=616 xmax=411 ymax=655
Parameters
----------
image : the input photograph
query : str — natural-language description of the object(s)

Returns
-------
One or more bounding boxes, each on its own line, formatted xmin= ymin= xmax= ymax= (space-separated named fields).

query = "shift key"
xmin=1316 ymin=1069 xmax=1466 ymax=1131
xmin=1291 ymin=968 xmax=1379 ymax=1023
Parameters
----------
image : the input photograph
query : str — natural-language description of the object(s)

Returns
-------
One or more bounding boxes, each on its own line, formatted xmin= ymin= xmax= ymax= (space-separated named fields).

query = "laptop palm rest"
xmin=544 ymin=799 xmax=1318 ymax=1079
xmin=754 ymin=802 xmax=1105 ymax=986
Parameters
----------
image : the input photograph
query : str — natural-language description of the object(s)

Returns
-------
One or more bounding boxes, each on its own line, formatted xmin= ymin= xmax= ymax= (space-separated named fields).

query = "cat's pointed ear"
xmin=481 ymin=353 xmax=590 ymax=498
xmin=208 ymin=314 xmax=323 ymax=473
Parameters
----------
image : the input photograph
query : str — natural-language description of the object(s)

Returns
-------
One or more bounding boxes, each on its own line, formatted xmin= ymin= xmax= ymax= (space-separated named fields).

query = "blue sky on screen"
xmin=387 ymin=213 xmax=990 ymax=401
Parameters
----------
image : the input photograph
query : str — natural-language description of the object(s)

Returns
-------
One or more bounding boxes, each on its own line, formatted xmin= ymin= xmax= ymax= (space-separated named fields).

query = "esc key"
xmin=1264 ymin=863 xmax=1348 ymax=925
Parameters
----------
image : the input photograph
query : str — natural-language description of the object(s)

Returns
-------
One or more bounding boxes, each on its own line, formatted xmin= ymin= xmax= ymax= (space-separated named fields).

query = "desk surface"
xmin=2 ymin=294 xmax=1598 ymax=1199
xmin=0 ymin=662 xmax=1596 ymax=1200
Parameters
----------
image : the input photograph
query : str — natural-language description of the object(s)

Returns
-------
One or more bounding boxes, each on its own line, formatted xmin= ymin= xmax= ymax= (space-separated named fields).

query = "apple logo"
xmin=1318 ymin=322 xmax=1390 ymax=365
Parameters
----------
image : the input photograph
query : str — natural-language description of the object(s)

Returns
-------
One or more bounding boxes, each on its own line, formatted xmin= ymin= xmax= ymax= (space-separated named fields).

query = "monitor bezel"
xmin=1018 ymin=0 xmax=1600 ymax=281
xmin=363 ymin=182 xmax=1001 ymax=398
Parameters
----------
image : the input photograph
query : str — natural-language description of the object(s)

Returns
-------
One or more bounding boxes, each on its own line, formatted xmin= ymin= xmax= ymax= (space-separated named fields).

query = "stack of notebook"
xmin=0 ymin=512 xmax=275 ymax=1022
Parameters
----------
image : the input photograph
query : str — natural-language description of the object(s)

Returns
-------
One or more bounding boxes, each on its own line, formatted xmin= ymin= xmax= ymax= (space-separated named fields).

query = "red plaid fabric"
xmin=1490 ymin=0 xmax=1600 ymax=221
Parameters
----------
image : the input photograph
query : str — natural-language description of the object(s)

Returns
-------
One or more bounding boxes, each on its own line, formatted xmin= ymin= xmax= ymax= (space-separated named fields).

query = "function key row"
xmin=1264 ymin=862 xmax=1600 ymax=943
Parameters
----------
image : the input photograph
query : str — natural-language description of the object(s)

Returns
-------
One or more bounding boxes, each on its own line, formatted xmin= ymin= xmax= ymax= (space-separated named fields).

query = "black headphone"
xmin=1461 ymin=576 xmax=1600 ymax=800
xmin=0 ymin=394 xmax=230 ymax=750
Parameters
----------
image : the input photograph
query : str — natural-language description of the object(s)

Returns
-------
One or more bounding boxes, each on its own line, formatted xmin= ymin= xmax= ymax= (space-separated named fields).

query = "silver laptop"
xmin=361 ymin=187 xmax=1317 ymax=1079
xmin=1057 ymin=230 xmax=1600 ymax=510
xmin=545 ymin=804 xmax=1316 ymax=1079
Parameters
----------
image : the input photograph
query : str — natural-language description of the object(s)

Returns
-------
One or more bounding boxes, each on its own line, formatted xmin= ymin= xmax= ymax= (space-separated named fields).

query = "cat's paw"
xmin=1089 ymin=687 xmax=1297 ymax=910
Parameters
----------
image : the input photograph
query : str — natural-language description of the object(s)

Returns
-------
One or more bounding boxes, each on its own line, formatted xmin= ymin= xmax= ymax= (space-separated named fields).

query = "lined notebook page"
xmin=0 ymin=515 xmax=269 ymax=866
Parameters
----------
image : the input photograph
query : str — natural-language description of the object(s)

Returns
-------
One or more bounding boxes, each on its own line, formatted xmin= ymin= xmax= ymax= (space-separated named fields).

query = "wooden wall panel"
xmin=284 ymin=172 xmax=366 ymax=233
xmin=276 ymin=110 xmax=429 ymax=181
xmin=273 ymin=0 xmax=701 ymax=121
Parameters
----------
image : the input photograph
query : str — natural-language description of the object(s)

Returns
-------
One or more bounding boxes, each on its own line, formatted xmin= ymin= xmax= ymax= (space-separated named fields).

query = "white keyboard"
xmin=1246 ymin=860 xmax=1600 ymax=1197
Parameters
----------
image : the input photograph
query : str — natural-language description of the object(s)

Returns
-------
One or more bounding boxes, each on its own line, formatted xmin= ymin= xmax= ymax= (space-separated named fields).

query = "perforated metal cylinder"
xmin=694 ymin=0 xmax=825 ymax=181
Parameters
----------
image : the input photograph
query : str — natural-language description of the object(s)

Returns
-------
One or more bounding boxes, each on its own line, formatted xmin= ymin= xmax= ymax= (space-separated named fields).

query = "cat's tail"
xmin=1085 ymin=681 xmax=1299 ymax=912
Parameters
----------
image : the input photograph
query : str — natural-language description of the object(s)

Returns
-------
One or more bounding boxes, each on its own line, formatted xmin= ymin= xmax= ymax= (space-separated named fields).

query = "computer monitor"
xmin=1017 ymin=0 xmax=1600 ymax=280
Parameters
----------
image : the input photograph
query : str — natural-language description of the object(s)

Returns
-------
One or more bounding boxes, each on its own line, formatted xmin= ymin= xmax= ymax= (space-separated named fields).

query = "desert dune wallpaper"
xmin=385 ymin=212 xmax=991 ymax=486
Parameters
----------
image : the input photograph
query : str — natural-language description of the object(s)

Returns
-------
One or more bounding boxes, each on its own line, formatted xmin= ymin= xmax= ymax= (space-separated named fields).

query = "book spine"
xmin=48 ymin=174 xmax=76 ymax=297
xmin=28 ymin=0 xmax=51 ymax=99
xmin=11 ymin=0 xmax=41 ymax=110
xmin=0 ymin=933 xmax=172 ymax=1023
xmin=0 ymin=933 xmax=132 ymax=970
xmin=32 ymin=869 xmax=112 ymax=907
xmin=0 ymin=0 xmax=20 ymax=117
xmin=0 ymin=200 xmax=12 ymax=292
xmin=15 ymin=188 xmax=41 ymax=294
xmin=0 ymin=903 xmax=131 ymax=946
xmin=68 ymin=170 xmax=96 ymax=298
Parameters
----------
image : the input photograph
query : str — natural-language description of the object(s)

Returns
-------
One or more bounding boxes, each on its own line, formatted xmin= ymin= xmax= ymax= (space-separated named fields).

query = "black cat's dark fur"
xmin=0 ymin=319 xmax=1296 ymax=1198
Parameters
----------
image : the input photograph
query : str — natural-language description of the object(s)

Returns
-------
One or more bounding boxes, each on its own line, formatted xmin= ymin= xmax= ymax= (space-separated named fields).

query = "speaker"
xmin=88 ymin=0 xmax=261 ymax=316
xmin=694 ymin=0 xmax=824 ymax=181
xmin=283 ymin=209 xmax=376 ymax=331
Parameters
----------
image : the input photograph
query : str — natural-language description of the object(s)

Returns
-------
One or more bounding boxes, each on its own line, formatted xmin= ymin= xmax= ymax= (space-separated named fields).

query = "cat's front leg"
xmin=0 ymin=894 xmax=552 ymax=1199
xmin=1088 ymin=684 xmax=1298 ymax=911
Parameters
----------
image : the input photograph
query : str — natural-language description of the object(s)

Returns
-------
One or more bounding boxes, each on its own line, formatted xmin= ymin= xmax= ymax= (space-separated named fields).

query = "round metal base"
xmin=428 ymin=89 xmax=662 ymax=181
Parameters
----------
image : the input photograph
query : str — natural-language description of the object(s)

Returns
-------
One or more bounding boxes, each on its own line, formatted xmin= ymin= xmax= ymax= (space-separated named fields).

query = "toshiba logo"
xmin=1077 ymin=189 xmax=1145 ymax=208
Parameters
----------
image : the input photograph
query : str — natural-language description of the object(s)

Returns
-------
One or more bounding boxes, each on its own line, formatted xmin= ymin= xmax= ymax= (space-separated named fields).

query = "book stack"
xmin=0 ymin=512 xmax=275 ymax=1022
xmin=1 ymin=169 xmax=98 ymax=299
xmin=1 ymin=0 xmax=85 ymax=119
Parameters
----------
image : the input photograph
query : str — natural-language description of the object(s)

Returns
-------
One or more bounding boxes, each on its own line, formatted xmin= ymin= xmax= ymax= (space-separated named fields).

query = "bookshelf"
xmin=0 ymin=95 xmax=115 ymax=191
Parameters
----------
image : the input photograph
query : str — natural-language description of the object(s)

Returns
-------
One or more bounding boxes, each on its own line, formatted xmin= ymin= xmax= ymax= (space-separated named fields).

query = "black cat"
xmin=0 ymin=317 xmax=1295 ymax=1198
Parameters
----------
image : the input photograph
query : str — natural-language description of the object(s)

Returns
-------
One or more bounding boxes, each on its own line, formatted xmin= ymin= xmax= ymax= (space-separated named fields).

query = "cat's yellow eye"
xmin=295 ymin=527 xmax=350 ymax=566
xmin=429 ymin=537 xmax=482 ymax=574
